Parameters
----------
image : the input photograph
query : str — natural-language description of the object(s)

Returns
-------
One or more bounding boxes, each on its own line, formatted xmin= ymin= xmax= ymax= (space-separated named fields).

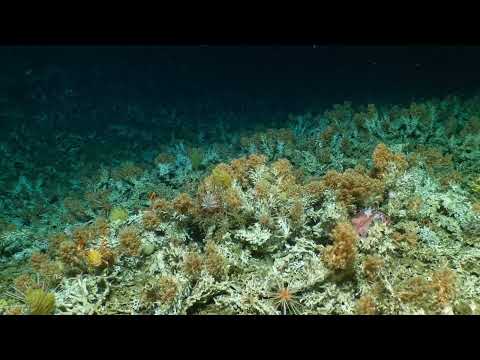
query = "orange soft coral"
xmin=230 ymin=154 xmax=266 ymax=188
xmin=430 ymin=267 xmax=456 ymax=307
xmin=119 ymin=226 xmax=141 ymax=256
xmin=172 ymin=193 xmax=195 ymax=215
xmin=356 ymin=295 xmax=377 ymax=315
xmin=372 ymin=143 xmax=408 ymax=177
xmin=323 ymin=222 xmax=358 ymax=271
xmin=323 ymin=168 xmax=384 ymax=209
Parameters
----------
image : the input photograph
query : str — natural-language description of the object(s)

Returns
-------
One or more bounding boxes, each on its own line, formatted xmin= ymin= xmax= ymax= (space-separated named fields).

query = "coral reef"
xmin=1 ymin=91 xmax=480 ymax=315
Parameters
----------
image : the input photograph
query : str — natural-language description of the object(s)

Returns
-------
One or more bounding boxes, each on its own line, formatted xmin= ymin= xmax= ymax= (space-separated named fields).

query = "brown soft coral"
xmin=323 ymin=222 xmax=358 ymax=271
xmin=30 ymin=252 xmax=64 ymax=286
xmin=230 ymin=154 xmax=267 ymax=188
xmin=72 ymin=225 xmax=95 ymax=250
xmin=143 ymin=276 xmax=178 ymax=305
xmin=150 ymin=197 xmax=173 ymax=221
xmin=119 ymin=226 xmax=141 ymax=256
xmin=183 ymin=251 xmax=204 ymax=280
xmin=356 ymin=295 xmax=377 ymax=315
xmin=63 ymin=196 xmax=89 ymax=222
xmin=112 ymin=161 xmax=143 ymax=181
xmin=157 ymin=276 xmax=178 ymax=304
xmin=48 ymin=232 xmax=69 ymax=256
xmin=272 ymin=159 xmax=302 ymax=197
xmin=323 ymin=168 xmax=384 ymax=209
xmin=142 ymin=209 xmax=161 ymax=230
xmin=172 ymin=193 xmax=194 ymax=215
xmin=397 ymin=267 xmax=456 ymax=313
xmin=58 ymin=240 xmax=84 ymax=270
xmin=372 ymin=143 xmax=408 ymax=177
xmin=362 ymin=255 xmax=384 ymax=282
xmin=303 ymin=180 xmax=327 ymax=206
xmin=204 ymin=240 xmax=227 ymax=280
xmin=430 ymin=267 xmax=456 ymax=308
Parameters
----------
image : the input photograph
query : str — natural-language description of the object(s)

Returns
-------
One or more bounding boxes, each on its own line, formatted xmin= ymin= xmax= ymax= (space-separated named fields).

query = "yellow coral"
xmin=85 ymin=249 xmax=103 ymax=268
xmin=211 ymin=164 xmax=234 ymax=189
xmin=471 ymin=176 xmax=480 ymax=194
xmin=189 ymin=147 xmax=204 ymax=170
xmin=25 ymin=288 xmax=56 ymax=315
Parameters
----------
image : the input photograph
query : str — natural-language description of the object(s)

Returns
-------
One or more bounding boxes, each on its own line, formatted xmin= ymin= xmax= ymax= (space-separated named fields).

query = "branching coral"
xmin=4 ymin=92 xmax=480 ymax=316
xmin=55 ymin=275 xmax=111 ymax=315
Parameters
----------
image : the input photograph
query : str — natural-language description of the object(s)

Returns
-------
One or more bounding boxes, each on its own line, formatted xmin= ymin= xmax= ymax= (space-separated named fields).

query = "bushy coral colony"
xmin=1 ymin=94 xmax=480 ymax=315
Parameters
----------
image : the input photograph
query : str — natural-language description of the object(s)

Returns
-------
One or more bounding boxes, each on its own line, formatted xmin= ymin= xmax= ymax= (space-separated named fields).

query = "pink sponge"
xmin=351 ymin=208 xmax=390 ymax=237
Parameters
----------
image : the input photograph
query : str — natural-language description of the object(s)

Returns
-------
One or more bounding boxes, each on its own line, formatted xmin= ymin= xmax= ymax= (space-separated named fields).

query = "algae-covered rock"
xmin=454 ymin=301 xmax=473 ymax=315
xmin=141 ymin=242 xmax=156 ymax=256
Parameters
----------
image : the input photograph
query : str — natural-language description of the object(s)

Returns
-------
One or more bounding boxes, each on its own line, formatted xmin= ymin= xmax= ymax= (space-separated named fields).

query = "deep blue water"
xmin=1 ymin=45 xmax=479 ymax=134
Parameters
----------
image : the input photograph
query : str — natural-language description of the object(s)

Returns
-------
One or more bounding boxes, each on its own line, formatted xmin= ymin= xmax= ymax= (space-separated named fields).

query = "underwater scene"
xmin=0 ymin=46 xmax=479 ymax=315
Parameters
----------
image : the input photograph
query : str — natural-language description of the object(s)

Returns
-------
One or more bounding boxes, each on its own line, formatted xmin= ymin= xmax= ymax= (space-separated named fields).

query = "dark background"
xmin=1 ymin=45 xmax=479 ymax=132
